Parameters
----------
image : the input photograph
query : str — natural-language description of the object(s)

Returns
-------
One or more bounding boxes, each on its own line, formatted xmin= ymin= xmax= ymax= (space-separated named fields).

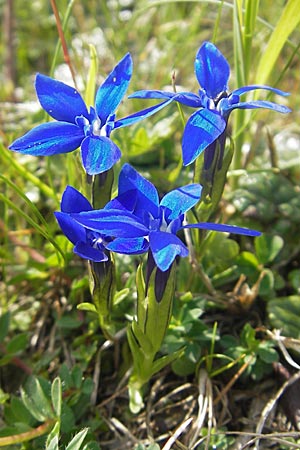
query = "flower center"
xmin=75 ymin=108 xmax=115 ymax=139
xmin=87 ymin=230 xmax=108 ymax=251
xmin=147 ymin=207 xmax=183 ymax=234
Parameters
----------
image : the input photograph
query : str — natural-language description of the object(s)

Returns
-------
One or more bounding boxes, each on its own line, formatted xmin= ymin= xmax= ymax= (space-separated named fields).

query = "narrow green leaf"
xmin=0 ymin=312 xmax=10 ymax=343
xmin=255 ymin=0 xmax=300 ymax=85
xmin=51 ymin=377 xmax=62 ymax=417
xmin=46 ymin=435 xmax=59 ymax=450
xmin=85 ymin=45 xmax=98 ymax=106
xmin=0 ymin=144 xmax=59 ymax=203
xmin=45 ymin=423 xmax=60 ymax=450
xmin=6 ymin=333 xmax=28 ymax=354
xmin=0 ymin=191 xmax=65 ymax=264
xmin=243 ymin=0 xmax=260 ymax=83
xmin=131 ymin=321 xmax=153 ymax=354
xmin=65 ymin=428 xmax=89 ymax=450
xmin=136 ymin=263 xmax=146 ymax=327
xmin=113 ymin=288 xmax=130 ymax=305
xmin=150 ymin=348 xmax=184 ymax=377
xmin=77 ymin=302 xmax=98 ymax=314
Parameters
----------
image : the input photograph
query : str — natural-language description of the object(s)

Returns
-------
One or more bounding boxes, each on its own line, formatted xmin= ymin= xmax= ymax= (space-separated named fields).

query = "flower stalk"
xmin=127 ymin=260 xmax=182 ymax=413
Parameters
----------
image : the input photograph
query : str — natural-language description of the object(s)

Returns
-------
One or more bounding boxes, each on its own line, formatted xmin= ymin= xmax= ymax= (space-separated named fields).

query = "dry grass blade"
xmin=253 ymin=371 xmax=300 ymax=449
xmin=161 ymin=417 xmax=193 ymax=450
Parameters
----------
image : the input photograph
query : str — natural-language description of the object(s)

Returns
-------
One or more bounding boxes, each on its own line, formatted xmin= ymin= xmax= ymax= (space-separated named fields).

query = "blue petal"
xmin=183 ymin=222 xmax=261 ymax=236
xmin=195 ymin=42 xmax=230 ymax=99
xmin=129 ymin=90 xmax=202 ymax=107
xmin=61 ymin=186 xmax=92 ymax=214
xmin=150 ymin=231 xmax=189 ymax=272
xmin=107 ymin=237 xmax=149 ymax=254
xmin=118 ymin=163 xmax=159 ymax=217
xmin=182 ymin=109 xmax=226 ymax=165
xmin=221 ymin=99 xmax=291 ymax=115
xmin=95 ymin=53 xmax=133 ymax=124
xmin=173 ymin=92 xmax=203 ymax=107
xmin=9 ymin=122 xmax=84 ymax=156
xmin=80 ymin=135 xmax=121 ymax=175
xmin=115 ymin=99 xmax=173 ymax=128
xmin=74 ymin=241 xmax=108 ymax=262
xmin=35 ymin=73 xmax=88 ymax=123
xmin=160 ymin=184 xmax=202 ymax=220
xmin=232 ymin=84 xmax=290 ymax=97
xmin=54 ymin=211 xmax=86 ymax=245
xmin=71 ymin=209 xmax=149 ymax=238
xmin=105 ymin=189 xmax=137 ymax=212
xmin=129 ymin=90 xmax=176 ymax=100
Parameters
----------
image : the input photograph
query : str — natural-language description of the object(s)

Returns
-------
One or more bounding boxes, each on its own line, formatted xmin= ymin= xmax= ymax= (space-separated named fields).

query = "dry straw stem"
xmin=252 ymin=370 xmax=300 ymax=449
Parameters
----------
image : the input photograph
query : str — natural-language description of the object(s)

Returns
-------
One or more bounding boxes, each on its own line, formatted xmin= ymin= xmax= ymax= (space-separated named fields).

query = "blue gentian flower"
xmin=54 ymin=186 xmax=110 ymax=262
xmin=127 ymin=41 xmax=291 ymax=166
xmin=9 ymin=53 xmax=133 ymax=175
xmin=69 ymin=163 xmax=261 ymax=271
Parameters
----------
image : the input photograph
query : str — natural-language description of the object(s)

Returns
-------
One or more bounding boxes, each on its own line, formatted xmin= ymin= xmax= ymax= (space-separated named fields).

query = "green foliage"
xmin=222 ymin=323 xmax=279 ymax=380
xmin=268 ymin=296 xmax=300 ymax=338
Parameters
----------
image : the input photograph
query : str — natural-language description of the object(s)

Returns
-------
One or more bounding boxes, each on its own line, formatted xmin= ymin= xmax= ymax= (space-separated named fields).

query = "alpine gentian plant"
xmin=128 ymin=41 xmax=291 ymax=167
xmin=68 ymin=163 xmax=261 ymax=272
xmin=9 ymin=53 xmax=133 ymax=175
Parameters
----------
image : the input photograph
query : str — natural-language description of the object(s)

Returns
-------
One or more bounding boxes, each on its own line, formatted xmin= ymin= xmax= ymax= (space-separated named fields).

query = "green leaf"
xmin=255 ymin=234 xmax=284 ymax=265
xmin=256 ymin=0 xmax=300 ymax=86
xmin=114 ymin=288 xmax=130 ymax=305
xmin=136 ymin=263 xmax=146 ymax=326
xmin=128 ymin=382 xmax=144 ymax=415
xmin=236 ymin=251 xmax=260 ymax=278
xmin=72 ymin=366 xmax=83 ymax=389
xmin=85 ymin=45 xmax=98 ymax=107
xmin=59 ymin=363 xmax=73 ymax=390
xmin=77 ymin=302 xmax=97 ymax=314
xmin=268 ymin=295 xmax=300 ymax=338
xmin=0 ymin=389 xmax=9 ymax=405
xmin=20 ymin=376 xmax=54 ymax=422
xmin=4 ymin=396 xmax=35 ymax=425
xmin=241 ymin=323 xmax=257 ymax=349
xmin=258 ymin=269 xmax=274 ymax=297
xmin=46 ymin=435 xmax=59 ymax=450
xmin=46 ymin=422 xmax=60 ymax=450
xmin=289 ymin=269 xmax=300 ymax=293
xmin=51 ymin=377 xmax=62 ymax=417
xmin=151 ymin=348 xmax=185 ymax=377
xmin=56 ymin=315 xmax=81 ymax=329
xmin=65 ymin=428 xmax=89 ymax=450
xmin=257 ymin=345 xmax=278 ymax=364
xmin=6 ymin=333 xmax=28 ymax=354
xmin=0 ymin=312 xmax=10 ymax=343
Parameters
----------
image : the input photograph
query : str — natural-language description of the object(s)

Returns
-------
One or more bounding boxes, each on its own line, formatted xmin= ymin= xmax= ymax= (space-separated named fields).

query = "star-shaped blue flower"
xmin=10 ymin=53 xmax=133 ymax=175
xmin=69 ymin=163 xmax=261 ymax=271
xmin=54 ymin=186 xmax=110 ymax=262
xmin=127 ymin=41 xmax=291 ymax=166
